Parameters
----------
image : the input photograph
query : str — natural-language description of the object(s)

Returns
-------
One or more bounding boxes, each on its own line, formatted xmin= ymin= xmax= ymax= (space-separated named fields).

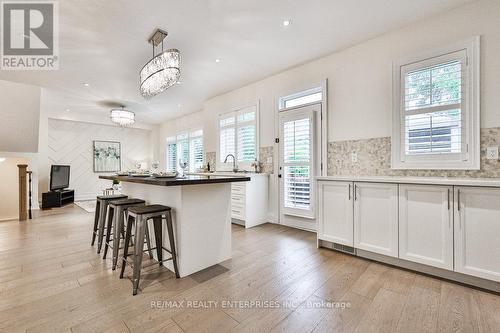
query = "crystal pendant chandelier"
xmin=140 ymin=29 xmax=180 ymax=98
xmin=110 ymin=107 xmax=135 ymax=127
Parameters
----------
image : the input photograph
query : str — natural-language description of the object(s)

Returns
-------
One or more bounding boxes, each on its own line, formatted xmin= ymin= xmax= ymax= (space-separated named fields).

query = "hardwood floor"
xmin=0 ymin=205 xmax=499 ymax=332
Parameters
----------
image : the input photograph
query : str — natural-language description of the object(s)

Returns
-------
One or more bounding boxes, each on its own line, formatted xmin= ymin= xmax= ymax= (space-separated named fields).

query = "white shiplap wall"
xmin=48 ymin=118 xmax=152 ymax=200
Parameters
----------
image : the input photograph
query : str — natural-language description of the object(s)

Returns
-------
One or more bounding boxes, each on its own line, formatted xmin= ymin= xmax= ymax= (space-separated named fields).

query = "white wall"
xmin=157 ymin=0 xmax=500 ymax=221
xmin=0 ymin=80 xmax=41 ymax=153
xmin=45 ymin=119 xmax=152 ymax=201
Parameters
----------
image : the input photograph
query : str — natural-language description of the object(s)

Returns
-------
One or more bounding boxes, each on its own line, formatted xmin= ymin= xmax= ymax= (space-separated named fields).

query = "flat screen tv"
xmin=50 ymin=165 xmax=70 ymax=191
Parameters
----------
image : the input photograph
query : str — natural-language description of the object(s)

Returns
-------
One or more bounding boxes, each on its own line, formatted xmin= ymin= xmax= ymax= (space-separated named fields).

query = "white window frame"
xmin=165 ymin=128 xmax=204 ymax=173
xmin=217 ymin=103 xmax=260 ymax=171
xmin=392 ymin=37 xmax=480 ymax=170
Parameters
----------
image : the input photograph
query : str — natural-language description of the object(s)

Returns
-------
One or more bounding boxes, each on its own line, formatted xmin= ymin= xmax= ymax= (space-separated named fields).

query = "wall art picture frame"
xmin=93 ymin=140 xmax=121 ymax=172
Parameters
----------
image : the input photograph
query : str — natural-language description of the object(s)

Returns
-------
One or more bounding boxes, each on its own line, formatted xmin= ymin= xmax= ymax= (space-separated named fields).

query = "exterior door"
xmin=278 ymin=104 xmax=318 ymax=231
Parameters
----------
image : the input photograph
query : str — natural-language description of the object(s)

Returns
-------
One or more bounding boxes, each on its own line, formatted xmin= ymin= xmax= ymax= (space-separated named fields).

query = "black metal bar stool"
xmin=91 ymin=194 xmax=127 ymax=253
xmin=101 ymin=198 xmax=146 ymax=270
xmin=119 ymin=204 xmax=179 ymax=295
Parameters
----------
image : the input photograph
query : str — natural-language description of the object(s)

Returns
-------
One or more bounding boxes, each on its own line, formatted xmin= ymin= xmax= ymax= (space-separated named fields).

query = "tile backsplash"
xmin=259 ymin=146 xmax=274 ymax=174
xmin=328 ymin=127 xmax=500 ymax=178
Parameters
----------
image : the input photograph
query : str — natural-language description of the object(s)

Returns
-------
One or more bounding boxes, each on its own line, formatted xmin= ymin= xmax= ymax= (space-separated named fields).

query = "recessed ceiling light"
xmin=176 ymin=81 xmax=181 ymax=85
xmin=0 ymin=157 xmax=5 ymax=163
xmin=215 ymin=58 xmax=220 ymax=63
xmin=82 ymin=83 xmax=90 ymax=87
xmin=283 ymin=19 xmax=291 ymax=26
xmin=177 ymin=103 xmax=182 ymax=108
xmin=65 ymin=108 xmax=70 ymax=112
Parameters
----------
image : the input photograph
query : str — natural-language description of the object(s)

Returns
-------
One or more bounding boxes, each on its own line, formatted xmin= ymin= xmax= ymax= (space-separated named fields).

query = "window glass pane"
xmin=237 ymin=111 xmax=255 ymax=122
xmin=405 ymin=109 xmax=462 ymax=155
xmin=283 ymin=118 xmax=310 ymax=163
xmin=219 ymin=127 xmax=235 ymax=162
xmin=220 ymin=116 xmax=235 ymax=127
xmin=284 ymin=92 xmax=322 ymax=109
xmin=237 ymin=124 xmax=256 ymax=162
xmin=177 ymin=137 xmax=189 ymax=171
xmin=405 ymin=61 xmax=461 ymax=111
xmin=284 ymin=166 xmax=310 ymax=210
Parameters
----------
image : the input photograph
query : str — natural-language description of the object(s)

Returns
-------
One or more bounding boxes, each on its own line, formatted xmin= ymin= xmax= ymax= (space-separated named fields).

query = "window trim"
xmin=391 ymin=37 xmax=480 ymax=170
xmin=216 ymin=102 xmax=260 ymax=171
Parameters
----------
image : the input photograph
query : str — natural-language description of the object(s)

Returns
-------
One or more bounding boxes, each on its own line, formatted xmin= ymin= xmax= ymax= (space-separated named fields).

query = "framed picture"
xmin=93 ymin=140 xmax=121 ymax=172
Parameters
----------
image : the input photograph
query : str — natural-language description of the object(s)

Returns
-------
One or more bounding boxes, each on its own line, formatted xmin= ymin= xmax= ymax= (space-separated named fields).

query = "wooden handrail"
xmin=18 ymin=164 xmax=28 ymax=221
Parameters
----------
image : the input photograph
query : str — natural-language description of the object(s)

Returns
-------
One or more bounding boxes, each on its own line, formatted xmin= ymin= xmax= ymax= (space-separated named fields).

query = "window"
xmin=392 ymin=38 xmax=480 ymax=170
xmin=166 ymin=129 xmax=204 ymax=172
xmin=218 ymin=105 xmax=258 ymax=170
xmin=279 ymin=87 xmax=322 ymax=110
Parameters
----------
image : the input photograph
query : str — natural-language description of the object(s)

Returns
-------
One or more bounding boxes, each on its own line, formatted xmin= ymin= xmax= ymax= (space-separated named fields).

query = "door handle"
xmin=348 ymin=184 xmax=351 ymax=200
xmin=457 ymin=189 xmax=460 ymax=211
xmin=354 ymin=184 xmax=358 ymax=201
xmin=278 ymin=174 xmax=282 ymax=178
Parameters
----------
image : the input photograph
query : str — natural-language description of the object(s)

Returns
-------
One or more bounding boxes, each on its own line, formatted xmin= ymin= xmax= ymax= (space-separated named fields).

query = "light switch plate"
xmin=351 ymin=151 xmax=358 ymax=163
xmin=486 ymin=146 xmax=499 ymax=160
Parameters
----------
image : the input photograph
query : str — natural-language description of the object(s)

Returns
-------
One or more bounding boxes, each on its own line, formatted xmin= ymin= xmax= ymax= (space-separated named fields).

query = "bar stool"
xmin=91 ymin=194 xmax=127 ymax=253
xmin=101 ymin=198 xmax=146 ymax=270
xmin=119 ymin=204 xmax=179 ymax=295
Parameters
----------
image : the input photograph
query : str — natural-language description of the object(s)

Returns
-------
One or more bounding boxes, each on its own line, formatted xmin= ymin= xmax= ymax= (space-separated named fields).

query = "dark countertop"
xmin=99 ymin=174 xmax=251 ymax=186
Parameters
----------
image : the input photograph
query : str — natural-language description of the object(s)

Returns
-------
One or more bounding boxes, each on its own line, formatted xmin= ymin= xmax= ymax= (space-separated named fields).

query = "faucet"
xmin=223 ymin=154 xmax=238 ymax=173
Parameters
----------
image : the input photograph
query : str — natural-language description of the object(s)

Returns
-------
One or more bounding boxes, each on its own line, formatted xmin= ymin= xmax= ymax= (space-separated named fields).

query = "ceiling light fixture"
xmin=110 ymin=106 xmax=135 ymax=127
xmin=65 ymin=108 xmax=70 ymax=112
xmin=283 ymin=19 xmax=291 ymax=26
xmin=0 ymin=157 xmax=5 ymax=163
xmin=83 ymin=83 xmax=90 ymax=87
xmin=215 ymin=58 xmax=220 ymax=63
xmin=140 ymin=29 xmax=180 ymax=98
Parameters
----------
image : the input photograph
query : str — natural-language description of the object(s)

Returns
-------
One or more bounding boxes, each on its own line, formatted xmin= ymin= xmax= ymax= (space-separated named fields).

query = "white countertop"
xmin=316 ymin=175 xmax=500 ymax=187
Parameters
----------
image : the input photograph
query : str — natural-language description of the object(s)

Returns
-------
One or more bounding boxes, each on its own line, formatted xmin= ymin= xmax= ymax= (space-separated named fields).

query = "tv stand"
xmin=42 ymin=189 xmax=75 ymax=209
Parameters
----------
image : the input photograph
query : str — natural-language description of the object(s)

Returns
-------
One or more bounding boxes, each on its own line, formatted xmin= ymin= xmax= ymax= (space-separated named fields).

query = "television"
xmin=50 ymin=165 xmax=70 ymax=191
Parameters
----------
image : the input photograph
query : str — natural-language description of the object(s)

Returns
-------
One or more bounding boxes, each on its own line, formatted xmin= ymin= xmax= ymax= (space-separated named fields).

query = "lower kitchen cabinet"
xmin=318 ymin=181 xmax=353 ymax=246
xmin=353 ymin=182 xmax=399 ymax=258
xmin=454 ymin=186 xmax=500 ymax=282
xmin=399 ymin=184 xmax=453 ymax=270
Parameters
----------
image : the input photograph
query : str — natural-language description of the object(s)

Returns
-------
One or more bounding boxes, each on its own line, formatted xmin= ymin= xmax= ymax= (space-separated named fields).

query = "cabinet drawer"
xmin=232 ymin=183 xmax=246 ymax=195
xmin=231 ymin=194 xmax=245 ymax=205
xmin=231 ymin=204 xmax=246 ymax=220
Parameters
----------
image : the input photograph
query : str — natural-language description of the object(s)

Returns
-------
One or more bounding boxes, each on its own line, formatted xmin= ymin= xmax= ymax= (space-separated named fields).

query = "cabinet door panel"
xmin=399 ymin=185 xmax=453 ymax=270
xmin=318 ymin=181 xmax=353 ymax=246
xmin=455 ymin=187 xmax=500 ymax=282
xmin=354 ymin=182 xmax=398 ymax=257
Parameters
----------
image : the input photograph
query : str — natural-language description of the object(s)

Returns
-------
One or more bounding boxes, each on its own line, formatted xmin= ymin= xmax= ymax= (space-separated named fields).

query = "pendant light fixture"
xmin=110 ymin=106 xmax=135 ymax=127
xmin=140 ymin=28 xmax=180 ymax=98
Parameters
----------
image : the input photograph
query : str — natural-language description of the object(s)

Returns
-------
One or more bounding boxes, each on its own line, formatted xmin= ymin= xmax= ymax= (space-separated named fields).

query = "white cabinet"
xmin=399 ymin=185 xmax=453 ymax=270
xmin=318 ymin=181 xmax=353 ymax=246
xmin=353 ymin=182 xmax=399 ymax=258
xmin=230 ymin=174 xmax=269 ymax=228
xmin=454 ymin=187 xmax=500 ymax=282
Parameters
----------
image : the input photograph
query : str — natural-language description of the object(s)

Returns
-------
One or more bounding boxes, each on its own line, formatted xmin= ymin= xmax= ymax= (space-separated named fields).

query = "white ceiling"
xmin=0 ymin=0 xmax=474 ymax=124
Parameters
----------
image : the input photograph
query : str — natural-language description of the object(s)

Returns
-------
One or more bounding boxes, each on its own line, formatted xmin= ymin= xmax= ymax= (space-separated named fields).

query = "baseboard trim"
xmin=318 ymin=239 xmax=500 ymax=294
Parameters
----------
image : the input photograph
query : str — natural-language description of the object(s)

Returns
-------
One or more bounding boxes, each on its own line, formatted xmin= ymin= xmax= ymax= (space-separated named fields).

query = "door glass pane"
xmin=284 ymin=118 xmax=310 ymax=163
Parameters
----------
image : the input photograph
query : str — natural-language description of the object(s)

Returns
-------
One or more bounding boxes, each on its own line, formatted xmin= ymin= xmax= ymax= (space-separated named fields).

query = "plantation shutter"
xmin=219 ymin=114 xmax=236 ymax=163
xmin=281 ymin=112 xmax=314 ymax=216
xmin=237 ymin=109 xmax=256 ymax=162
xmin=166 ymin=137 xmax=177 ymax=172
xmin=189 ymin=129 xmax=204 ymax=172
xmin=401 ymin=50 xmax=466 ymax=160
xmin=176 ymin=133 xmax=189 ymax=172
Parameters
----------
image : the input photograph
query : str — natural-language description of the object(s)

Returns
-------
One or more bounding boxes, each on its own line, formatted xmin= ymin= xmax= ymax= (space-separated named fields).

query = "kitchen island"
xmin=99 ymin=174 xmax=250 ymax=277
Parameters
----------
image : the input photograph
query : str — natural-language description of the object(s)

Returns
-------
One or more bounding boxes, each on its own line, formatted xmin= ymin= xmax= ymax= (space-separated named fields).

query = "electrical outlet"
xmin=486 ymin=146 xmax=499 ymax=160
xmin=351 ymin=151 xmax=358 ymax=163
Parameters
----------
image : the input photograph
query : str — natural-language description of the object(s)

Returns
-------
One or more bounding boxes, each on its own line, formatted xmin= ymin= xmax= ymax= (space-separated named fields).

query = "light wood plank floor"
xmin=0 ymin=205 xmax=499 ymax=332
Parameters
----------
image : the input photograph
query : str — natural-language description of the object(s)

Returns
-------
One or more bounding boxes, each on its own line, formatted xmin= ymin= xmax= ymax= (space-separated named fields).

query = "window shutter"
xmin=219 ymin=115 xmax=236 ymax=162
xmin=283 ymin=117 xmax=312 ymax=211
xmin=166 ymin=138 xmax=177 ymax=172
xmin=237 ymin=110 xmax=256 ymax=162
xmin=189 ymin=130 xmax=204 ymax=172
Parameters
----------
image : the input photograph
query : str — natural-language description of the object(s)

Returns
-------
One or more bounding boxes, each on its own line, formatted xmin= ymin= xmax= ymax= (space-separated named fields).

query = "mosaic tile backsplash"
xmin=259 ymin=146 xmax=274 ymax=174
xmin=328 ymin=127 xmax=500 ymax=178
